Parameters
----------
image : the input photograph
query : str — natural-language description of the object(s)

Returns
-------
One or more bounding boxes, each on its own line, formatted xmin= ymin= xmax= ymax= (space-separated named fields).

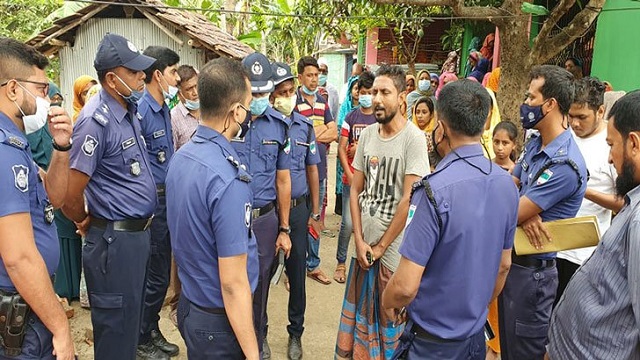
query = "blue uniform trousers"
xmin=140 ymin=199 xmax=172 ymax=344
xmin=392 ymin=321 xmax=484 ymax=360
xmin=84 ymin=223 xmax=151 ymax=360
xmin=285 ymin=198 xmax=309 ymax=338
xmin=499 ymin=263 xmax=558 ymax=360
xmin=251 ymin=208 xmax=278 ymax=354
xmin=0 ymin=314 xmax=54 ymax=359
xmin=177 ymin=296 xmax=244 ymax=360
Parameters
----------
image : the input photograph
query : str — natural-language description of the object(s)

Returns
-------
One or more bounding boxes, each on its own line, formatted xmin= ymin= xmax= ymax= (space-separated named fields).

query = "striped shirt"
xmin=548 ymin=184 xmax=640 ymax=360
xmin=170 ymin=102 xmax=199 ymax=151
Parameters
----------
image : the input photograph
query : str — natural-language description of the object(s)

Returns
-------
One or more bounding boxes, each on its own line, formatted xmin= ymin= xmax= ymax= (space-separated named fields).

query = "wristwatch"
xmin=310 ymin=213 xmax=321 ymax=221
xmin=52 ymin=138 xmax=73 ymax=152
xmin=278 ymin=226 xmax=291 ymax=235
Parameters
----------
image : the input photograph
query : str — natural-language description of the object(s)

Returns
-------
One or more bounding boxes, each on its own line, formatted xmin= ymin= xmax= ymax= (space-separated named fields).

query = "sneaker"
xmin=151 ymin=329 xmax=179 ymax=357
xmin=263 ymin=338 xmax=271 ymax=359
xmin=136 ymin=342 xmax=170 ymax=360
xmin=287 ymin=336 xmax=303 ymax=360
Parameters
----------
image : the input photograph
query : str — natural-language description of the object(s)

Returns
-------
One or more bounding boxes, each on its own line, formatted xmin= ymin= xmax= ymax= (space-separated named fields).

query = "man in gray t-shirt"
xmin=335 ymin=64 xmax=430 ymax=359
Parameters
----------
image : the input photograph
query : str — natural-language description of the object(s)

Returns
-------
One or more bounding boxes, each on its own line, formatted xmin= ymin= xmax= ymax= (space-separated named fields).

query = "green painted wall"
xmin=591 ymin=0 xmax=640 ymax=91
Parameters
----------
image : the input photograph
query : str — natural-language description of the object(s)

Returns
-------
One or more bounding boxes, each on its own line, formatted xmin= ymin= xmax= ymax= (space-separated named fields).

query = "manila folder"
xmin=514 ymin=215 xmax=601 ymax=255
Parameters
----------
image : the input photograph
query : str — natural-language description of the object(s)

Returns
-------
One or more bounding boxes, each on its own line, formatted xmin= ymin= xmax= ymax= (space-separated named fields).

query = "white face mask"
xmin=17 ymin=84 xmax=51 ymax=135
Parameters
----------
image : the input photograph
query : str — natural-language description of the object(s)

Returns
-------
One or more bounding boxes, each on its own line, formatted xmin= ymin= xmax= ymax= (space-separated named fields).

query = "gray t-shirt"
xmin=353 ymin=121 xmax=430 ymax=272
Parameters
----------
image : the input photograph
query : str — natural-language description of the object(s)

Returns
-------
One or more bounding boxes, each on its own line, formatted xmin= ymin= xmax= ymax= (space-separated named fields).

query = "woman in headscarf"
xmin=469 ymin=58 xmax=491 ymax=83
xmin=481 ymin=88 xmax=502 ymax=159
xmin=486 ymin=67 xmax=501 ymax=94
xmin=405 ymin=74 xmax=416 ymax=94
xmin=441 ymin=50 xmax=459 ymax=74
xmin=72 ymin=75 xmax=97 ymax=122
xmin=436 ymin=72 xmax=458 ymax=98
xmin=480 ymin=33 xmax=495 ymax=62
xmin=406 ymin=69 xmax=435 ymax=120
xmin=334 ymin=75 xmax=360 ymax=215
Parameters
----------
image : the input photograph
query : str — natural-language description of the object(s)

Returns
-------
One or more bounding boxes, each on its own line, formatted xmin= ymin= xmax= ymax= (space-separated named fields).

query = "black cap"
xmin=94 ymin=33 xmax=156 ymax=72
xmin=242 ymin=52 xmax=274 ymax=93
xmin=271 ymin=62 xmax=294 ymax=86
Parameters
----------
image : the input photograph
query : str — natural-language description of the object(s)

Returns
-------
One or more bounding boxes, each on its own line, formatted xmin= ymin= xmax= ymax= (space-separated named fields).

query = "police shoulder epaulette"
xmin=92 ymin=102 xmax=111 ymax=127
xmin=272 ymin=111 xmax=291 ymax=127
xmin=296 ymin=113 xmax=314 ymax=127
xmin=226 ymin=155 xmax=252 ymax=183
xmin=0 ymin=129 xmax=27 ymax=150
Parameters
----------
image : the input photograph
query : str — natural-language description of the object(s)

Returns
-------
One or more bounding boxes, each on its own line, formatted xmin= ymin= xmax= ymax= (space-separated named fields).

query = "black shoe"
xmin=136 ymin=342 xmax=170 ymax=360
xmin=263 ymin=338 xmax=271 ymax=359
xmin=151 ymin=329 xmax=180 ymax=357
xmin=287 ymin=336 xmax=303 ymax=360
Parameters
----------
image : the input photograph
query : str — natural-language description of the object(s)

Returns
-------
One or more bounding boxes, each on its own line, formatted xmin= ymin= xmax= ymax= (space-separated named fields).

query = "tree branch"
xmin=531 ymin=0 xmax=576 ymax=55
xmin=373 ymin=0 xmax=503 ymax=20
xmin=530 ymin=0 xmax=606 ymax=64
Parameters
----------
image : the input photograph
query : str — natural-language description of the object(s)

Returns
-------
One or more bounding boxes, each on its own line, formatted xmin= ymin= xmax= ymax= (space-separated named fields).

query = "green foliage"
xmin=441 ymin=22 xmax=464 ymax=51
xmin=0 ymin=0 xmax=61 ymax=41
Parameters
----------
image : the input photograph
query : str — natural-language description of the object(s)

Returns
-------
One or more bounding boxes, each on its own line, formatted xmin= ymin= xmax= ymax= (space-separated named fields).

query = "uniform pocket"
xmin=90 ymin=293 xmax=124 ymax=335
xmin=514 ymin=320 xmax=548 ymax=338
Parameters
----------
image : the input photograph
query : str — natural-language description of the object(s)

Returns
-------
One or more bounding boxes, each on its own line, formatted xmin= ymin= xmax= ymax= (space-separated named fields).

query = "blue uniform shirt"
xmin=167 ymin=125 xmax=259 ymax=309
xmin=138 ymin=90 xmax=174 ymax=185
xmin=400 ymin=144 xmax=519 ymax=340
xmin=69 ymin=89 xmax=157 ymax=220
xmin=288 ymin=112 xmax=321 ymax=198
xmin=513 ymin=130 xmax=588 ymax=259
xmin=0 ymin=113 xmax=59 ymax=289
xmin=231 ymin=106 xmax=291 ymax=208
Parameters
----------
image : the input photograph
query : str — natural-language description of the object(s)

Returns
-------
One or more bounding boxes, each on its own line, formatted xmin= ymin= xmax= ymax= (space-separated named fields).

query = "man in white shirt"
xmin=555 ymin=76 xmax=625 ymax=305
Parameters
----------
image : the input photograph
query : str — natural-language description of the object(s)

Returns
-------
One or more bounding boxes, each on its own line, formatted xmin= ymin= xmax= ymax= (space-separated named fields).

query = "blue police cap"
xmin=271 ymin=62 xmax=294 ymax=86
xmin=242 ymin=52 xmax=274 ymax=93
xmin=94 ymin=33 xmax=156 ymax=72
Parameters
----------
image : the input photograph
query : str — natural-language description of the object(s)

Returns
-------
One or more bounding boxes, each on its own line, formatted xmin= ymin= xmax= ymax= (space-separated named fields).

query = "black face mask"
xmin=234 ymin=120 xmax=249 ymax=139
xmin=430 ymin=123 xmax=445 ymax=166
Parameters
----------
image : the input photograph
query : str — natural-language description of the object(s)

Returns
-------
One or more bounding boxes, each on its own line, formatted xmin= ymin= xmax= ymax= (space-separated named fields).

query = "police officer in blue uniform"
xmin=233 ymin=52 xmax=292 ymax=359
xmin=137 ymin=46 xmax=181 ymax=360
xmin=62 ymin=33 xmax=157 ymax=360
xmin=269 ymin=62 xmax=321 ymax=360
xmin=383 ymin=80 xmax=519 ymax=360
xmin=166 ymin=57 xmax=259 ymax=360
xmin=499 ymin=65 xmax=588 ymax=360
xmin=0 ymin=37 xmax=75 ymax=360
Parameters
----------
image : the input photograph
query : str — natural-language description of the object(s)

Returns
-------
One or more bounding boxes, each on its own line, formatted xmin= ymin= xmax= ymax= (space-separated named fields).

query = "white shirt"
xmin=557 ymin=128 xmax=617 ymax=265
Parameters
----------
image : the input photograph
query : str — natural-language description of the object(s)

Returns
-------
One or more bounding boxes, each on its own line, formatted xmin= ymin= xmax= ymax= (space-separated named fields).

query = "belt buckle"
xmin=252 ymin=208 xmax=261 ymax=219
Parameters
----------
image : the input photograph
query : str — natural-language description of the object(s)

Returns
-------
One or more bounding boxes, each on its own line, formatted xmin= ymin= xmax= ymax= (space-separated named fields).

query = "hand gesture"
xmin=522 ymin=214 xmax=552 ymax=250
xmin=48 ymin=106 xmax=73 ymax=149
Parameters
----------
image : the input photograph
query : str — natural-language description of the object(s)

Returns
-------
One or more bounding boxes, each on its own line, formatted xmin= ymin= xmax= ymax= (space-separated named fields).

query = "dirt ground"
xmin=70 ymin=149 xmax=348 ymax=359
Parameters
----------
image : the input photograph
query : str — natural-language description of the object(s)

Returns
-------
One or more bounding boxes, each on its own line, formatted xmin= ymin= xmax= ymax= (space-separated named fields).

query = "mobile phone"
xmin=366 ymin=251 xmax=373 ymax=265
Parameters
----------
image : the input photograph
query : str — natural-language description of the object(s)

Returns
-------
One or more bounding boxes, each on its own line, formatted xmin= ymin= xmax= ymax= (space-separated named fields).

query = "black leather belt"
xmin=156 ymin=184 xmax=165 ymax=197
xmin=252 ymin=202 xmax=275 ymax=219
xmin=290 ymin=195 xmax=306 ymax=209
xmin=411 ymin=324 xmax=456 ymax=343
xmin=91 ymin=217 xmax=153 ymax=232
xmin=194 ymin=303 xmax=225 ymax=315
xmin=512 ymin=253 xmax=556 ymax=269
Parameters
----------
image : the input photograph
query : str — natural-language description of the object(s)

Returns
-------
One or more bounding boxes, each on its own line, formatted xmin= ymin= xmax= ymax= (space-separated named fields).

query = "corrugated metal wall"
xmin=59 ymin=18 xmax=206 ymax=115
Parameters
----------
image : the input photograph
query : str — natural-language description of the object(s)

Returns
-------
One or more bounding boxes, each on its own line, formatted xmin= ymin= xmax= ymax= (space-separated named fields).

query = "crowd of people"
xmin=0 ymin=29 xmax=639 ymax=360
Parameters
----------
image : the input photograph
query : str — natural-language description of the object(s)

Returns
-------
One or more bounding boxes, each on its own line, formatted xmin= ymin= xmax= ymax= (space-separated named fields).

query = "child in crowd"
xmin=492 ymin=120 xmax=518 ymax=172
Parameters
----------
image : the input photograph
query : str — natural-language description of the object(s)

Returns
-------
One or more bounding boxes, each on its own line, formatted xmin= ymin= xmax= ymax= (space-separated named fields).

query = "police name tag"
xmin=262 ymin=140 xmax=278 ymax=145
xmin=295 ymin=140 xmax=310 ymax=147
xmin=121 ymin=137 xmax=136 ymax=150
xmin=153 ymin=130 xmax=166 ymax=139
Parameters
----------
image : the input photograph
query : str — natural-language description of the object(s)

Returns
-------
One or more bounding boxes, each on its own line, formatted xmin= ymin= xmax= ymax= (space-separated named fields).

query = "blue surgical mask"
xmin=160 ymin=74 xmax=179 ymax=100
xmin=519 ymin=101 xmax=548 ymax=129
xmin=359 ymin=94 xmax=372 ymax=109
xmin=184 ymin=99 xmax=200 ymax=111
xmin=318 ymin=74 xmax=328 ymax=86
xmin=301 ymin=85 xmax=317 ymax=96
xmin=250 ymin=96 xmax=270 ymax=116
xmin=114 ymin=74 xmax=143 ymax=105
xmin=418 ymin=79 xmax=431 ymax=92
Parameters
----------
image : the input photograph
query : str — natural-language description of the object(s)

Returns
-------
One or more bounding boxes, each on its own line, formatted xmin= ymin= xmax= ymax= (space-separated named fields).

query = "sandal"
xmin=333 ymin=264 xmax=346 ymax=283
xmin=307 ymin=268 xmax=332 ymax=285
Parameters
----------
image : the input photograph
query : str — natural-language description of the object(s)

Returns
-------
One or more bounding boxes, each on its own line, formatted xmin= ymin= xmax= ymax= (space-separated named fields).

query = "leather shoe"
xmin=151 ymin=329 xmax=179 ymax=356
xmin=287 ymin=336 xmax=303 ymax=360
xmin=136 ymin=342 xmax=170 ymax=360
xmin=263 ymin=338 xmax=271 ymax=359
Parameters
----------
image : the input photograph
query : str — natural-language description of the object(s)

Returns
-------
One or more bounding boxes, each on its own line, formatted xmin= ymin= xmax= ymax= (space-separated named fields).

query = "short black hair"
xmin=177 ymin=65 xmax=197 ymax=87
xmin=608 ymin=90 xmax=640 ymax=139
xmin=198 ymin=58 xmax=249 ymax=119
xmin=297 ymin=56 xmax=318 ymax=75
xmin=493 ymin=120 xmax=518 ymax=141
xmin=573 ymin=76 xmax=605 ymax=111
xmin=436 ymin=79 xmax=491 ymax=137
xmin=414 ymin=96 xmax=434 ymax=115
xmin=375 ymin=64 xmax=406 ymax=93
xmin=357 ymin=71 xmax=375 ymax=90
xmin=0 ymin=37 xmax=49 ymax=83
xmin=142 ymin=46 xmax=180 ymax=84
xmin=529 ymin=65 xmax=575 ymax=115
xmin=567 ymin=56 xmax=583 ymax=68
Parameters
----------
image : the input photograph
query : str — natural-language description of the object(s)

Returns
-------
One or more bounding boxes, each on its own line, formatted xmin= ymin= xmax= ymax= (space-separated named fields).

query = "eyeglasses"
xmin=238 ymin=103 xmax=250 ymax=113
xmin=0 ymin=79 xmax=49 ymax=96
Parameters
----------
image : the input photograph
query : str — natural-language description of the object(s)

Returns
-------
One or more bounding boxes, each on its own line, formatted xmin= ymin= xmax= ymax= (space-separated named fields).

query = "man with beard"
xmin=334 ymin=64 xmax=429 ymax=360
xmin=546 ymin=90 xmax=640 ymax=359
